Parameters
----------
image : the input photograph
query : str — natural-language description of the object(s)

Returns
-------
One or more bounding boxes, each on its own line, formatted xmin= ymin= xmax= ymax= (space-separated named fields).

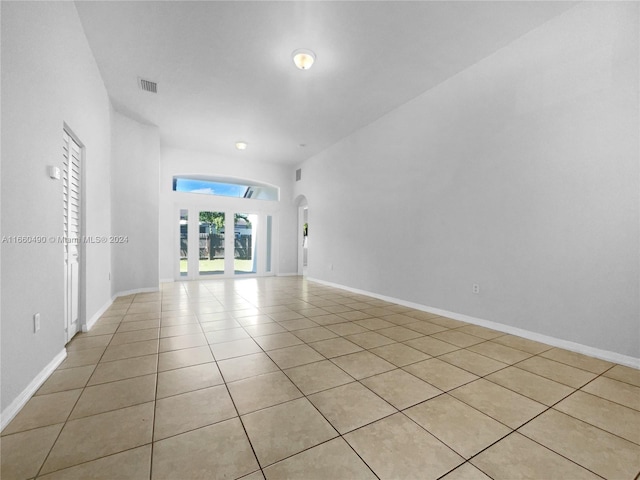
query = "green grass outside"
xmin=180 ymin=259 xmax=255 ymax=274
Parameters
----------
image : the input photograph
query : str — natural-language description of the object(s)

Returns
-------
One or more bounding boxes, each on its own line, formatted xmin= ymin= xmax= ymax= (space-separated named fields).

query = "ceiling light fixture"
xmin=292 ymin=49 xmax=316 ymax=70
xmin=235 ymin=141 xmax=248 ymax=151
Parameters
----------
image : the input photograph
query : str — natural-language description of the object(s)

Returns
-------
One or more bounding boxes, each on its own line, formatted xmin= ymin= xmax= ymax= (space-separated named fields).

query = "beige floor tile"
xmin=102 ymin=339 xmax=159 ymax=362
xmin=540 ymin=348 xmax=614 ymax=374
xmin=440 ymin=463 xmax=492 ymax=480
xmin=354 ymin=318 xmax=396 ymax=330
xmin=157 ymin=362 xmax=223 ymax=398
xmin=121 ymin=312 xmax=160 ymax=322
xmin=242 ymin=398 xmax=338 ymax=467
xmin=38 ymin=445 xmax=151 ymax=480
xmin=404 ymin=310 xmax=441 ymax=321
xmin=377 ymin=325 xmax=424 ymax=342
xmin=159 ymin=333 xmax=207 ymax=352
xmin=88 ymin=354 xmax=157 ymax=386
xmin=160 ymin=315 xmax=199 ymax=326
xmin=326 ymin=322 xmax=369 ymax=336
xmin=154 ymin=384 xmax=236 ymax=440
xmin=310 ymin=337 xmax=363 ymax=358
xmin=36 ymin=365 xmax=94 ymax=395
xmin=205 ymin=327 xmax=251 ymax=344
xmin=81 ymin=323 xmax=120 ymax=335
xmin=309 ymin=382 xmax=396 ymax=434
xmin=485 ymin=366 xmax=574 ymax=406
xmin=117 ymin=319 xmax=160 ymax=332
xmin=345 ymin=331 xmax=396 ymax=349
xmin=311 ymin=314 xmax=350 ymax=326
xmin=158 ymin=345 xmax=214 ymax=372
xmin=127 ymin=303 xmax=161 ymax=314
xmin=345 ymin=413 xmax=464 ymax=480
xmin=369 ymin=343 xmax=430 ymax=367
xmin=404 ymin=321 xmax=449 ymax=335
xmin=240 ymin=470 xmax=265 ymax=480
xmin=451 ymin=379 xmax=546 ymax=429
xmin=604 ymin=364 xmax=640 ymax=387
xmin=361 ymin=369 xmax=441 ymax=410
xmin=253 ymin=332 xmax=304 ymax=351
xmin=199 ymin=318 xmax=241 ymax=331
xmin=2 ymin=389 xmax=82 ymax=435
xmin=243 ymin=322 xmax=287 ymax=336
xmin=268 ymin=310 xmax=304 ymax=322
xmin=471 ymin=432 xmax=600 ymax=480
xmin=581 ymin=375 xmax=640 ymax=410
xmin=70 ymin=374 xmax=156 ymax=420
xmin=403 ymin=359 xmax=478 ymax=392
xmin=267 ymin=344 xmax=325 ymax=369
xmin=516 ymin=356 xmax=597 ymax=388
xmin=322 ymin=304 xmax=355 ymax=314
xmin=520 ymin=409 xmax=640 ymax=479
xmin=228 ymin=371 xmax=303 ymax=414
xmin=295 ymin=307 xmax=331 ymax=317
xmin=331 ymin=351 xmax=396 ymax=380
xmin=152 ymin=418 xmax=259 ymax=480
xmin=160 ymin=323 xmax=203 ymax=338
xmin=467 ymin=341 xmax=532 ymax=364
xmin=40 ymin=402 xmax=154 ymax=474
xmin=428 ymin=316 xmax=469 ymax=329
xmin=404 ymin=336 xmax=459 ymax=356
xmin=491 ymin=334 xmax=552 ymax=354
xmin=338 ymin=311 xmax=373 ymax=321
xmin=362 ymin=307 xmax=397 ymax=317
xmin=58 ymin=347 xmax=106 ymax=369
xmin=439 ymin=349 xmax=508 ymax=376
xmin=454 ymin=325 xmax=504 ymax=340
xmin=263 ymin=437 xmax=376 ymax=480
xmin=554 ymin=390 xmax=640 ymax=444
xmin=66 ymin=334 xmax=113 ymax=352
xmin=210 ymin=338 xmax=263 ymax=360
xmin=431 ymin=330 xmax=485 ymax=348
xmin=110 ymin=328 xmax=160 ymax=345
xmin=284 ymin=360 xmax=354 ymax=395
xmin=218 ymin=352 xmax=280 ymax=382
xmin=405 ymin=395 xmax=510 ymax=458
xmin=0 ymin=423 xmax=62 ymax=479
xmin=292 ymin=326 xmax=339 ymax=343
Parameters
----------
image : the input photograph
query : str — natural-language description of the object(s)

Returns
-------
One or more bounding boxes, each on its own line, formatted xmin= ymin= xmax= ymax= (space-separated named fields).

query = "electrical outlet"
xmin=34 ymin=313 xmax=40 ymax=332
xmin=472 ymin=284 xmax=480 ymax=294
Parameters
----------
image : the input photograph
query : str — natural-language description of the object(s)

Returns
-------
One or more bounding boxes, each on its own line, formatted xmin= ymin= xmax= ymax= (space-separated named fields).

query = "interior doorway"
xmin=296 ymin=196 xmax=308 ymax=276
xmin=63 ymin=129 xmax=82 ymax=343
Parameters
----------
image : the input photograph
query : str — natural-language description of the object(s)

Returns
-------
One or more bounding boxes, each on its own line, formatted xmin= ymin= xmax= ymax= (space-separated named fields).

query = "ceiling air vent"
xmin=296 ymin=168 xmax=302 ymax=181
xmin=138 ymin=77 xmax=157 ymax=93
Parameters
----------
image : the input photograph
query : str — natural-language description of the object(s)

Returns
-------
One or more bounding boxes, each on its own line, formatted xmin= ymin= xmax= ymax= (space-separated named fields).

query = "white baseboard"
xmin=83 ymin=297 xmax=114 ymax=332
xmin=309 ymin=277 xmax=639 ymax=370
xmin=1 ymin=348 xmax=67 ymax=432
xmin=115 ymin=286 xmax=159 ymax=298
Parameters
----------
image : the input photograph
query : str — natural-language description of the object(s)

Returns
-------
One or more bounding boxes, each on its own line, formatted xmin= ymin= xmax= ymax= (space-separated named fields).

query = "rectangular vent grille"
xmin=138 ymin=78 xmax=157 ymax=93
xmin=295 ymin=168 xmax=302 ymax=181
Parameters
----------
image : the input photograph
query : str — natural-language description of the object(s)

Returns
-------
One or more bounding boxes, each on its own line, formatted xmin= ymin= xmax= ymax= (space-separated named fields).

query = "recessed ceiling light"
xmin=235 ymin=141 xmax=248 ymax=150
xmin=292 ymin=49 xmax=316 ymax=70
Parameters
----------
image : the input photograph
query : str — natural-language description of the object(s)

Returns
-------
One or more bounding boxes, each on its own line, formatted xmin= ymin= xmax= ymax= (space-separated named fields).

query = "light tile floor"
xmin=2 ymin=277 xmax=639 ymax=479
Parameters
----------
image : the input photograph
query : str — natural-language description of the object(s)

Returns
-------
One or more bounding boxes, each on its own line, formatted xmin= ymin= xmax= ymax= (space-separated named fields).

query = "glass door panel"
xmin=234 ymin=213 xmax=258 ymax=274
xmin=199 ymin=211 xmax=225 ymax=275
xmin=179 ymin=209 xmax=188 ymax=276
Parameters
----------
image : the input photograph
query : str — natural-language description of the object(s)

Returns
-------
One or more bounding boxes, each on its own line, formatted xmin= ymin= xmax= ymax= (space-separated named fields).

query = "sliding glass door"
xmin=177 ymin=208 xmax=274 ymax=279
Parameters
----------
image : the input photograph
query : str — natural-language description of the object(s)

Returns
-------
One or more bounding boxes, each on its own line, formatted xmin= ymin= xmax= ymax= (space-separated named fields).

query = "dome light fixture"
xmin=235 ymin=141 xmax=248 ymax=151
xmin=292 ymin=49 xmax=316 ymax=70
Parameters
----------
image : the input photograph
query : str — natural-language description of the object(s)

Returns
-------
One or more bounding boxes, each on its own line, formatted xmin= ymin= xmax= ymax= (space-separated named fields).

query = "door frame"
xmin=63 ymin=124 xmax=86 ymax=342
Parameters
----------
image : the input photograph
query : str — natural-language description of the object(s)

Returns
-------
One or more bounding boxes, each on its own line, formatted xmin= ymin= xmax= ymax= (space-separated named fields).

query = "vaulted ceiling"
xmin=75 ymin=1 xmax=574 ymax=165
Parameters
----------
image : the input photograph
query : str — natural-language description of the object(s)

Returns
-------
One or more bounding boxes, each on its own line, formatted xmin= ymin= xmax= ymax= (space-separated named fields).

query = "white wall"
xmin=111 ymin=112 xmax=160 ymax=295
xmin=159 ymin=147 xmax=297 ymax=280
xmin=294 ymin=3 xmax=639 ymax=359
xmin=1 ymin=2 xmax=113 ymax=411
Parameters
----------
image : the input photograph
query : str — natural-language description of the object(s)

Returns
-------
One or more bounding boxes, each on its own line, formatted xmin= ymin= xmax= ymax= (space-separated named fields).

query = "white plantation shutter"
xmin=63 ymin=131 xmax=81 ymax=254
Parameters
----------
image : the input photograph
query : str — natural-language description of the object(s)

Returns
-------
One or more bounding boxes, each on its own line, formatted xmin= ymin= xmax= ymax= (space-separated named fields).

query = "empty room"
xmin=1 ymin=1 xmax=639 ymax=479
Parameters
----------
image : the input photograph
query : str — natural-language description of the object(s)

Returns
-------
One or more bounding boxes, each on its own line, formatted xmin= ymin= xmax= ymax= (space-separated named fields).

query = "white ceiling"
xmin=75 ymin=1 xmax=574 ymax=166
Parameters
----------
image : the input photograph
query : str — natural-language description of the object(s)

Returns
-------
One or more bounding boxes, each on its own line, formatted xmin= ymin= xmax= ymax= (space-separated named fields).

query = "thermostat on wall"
xmin=48 ymin=166 xmax=61 ymax=180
